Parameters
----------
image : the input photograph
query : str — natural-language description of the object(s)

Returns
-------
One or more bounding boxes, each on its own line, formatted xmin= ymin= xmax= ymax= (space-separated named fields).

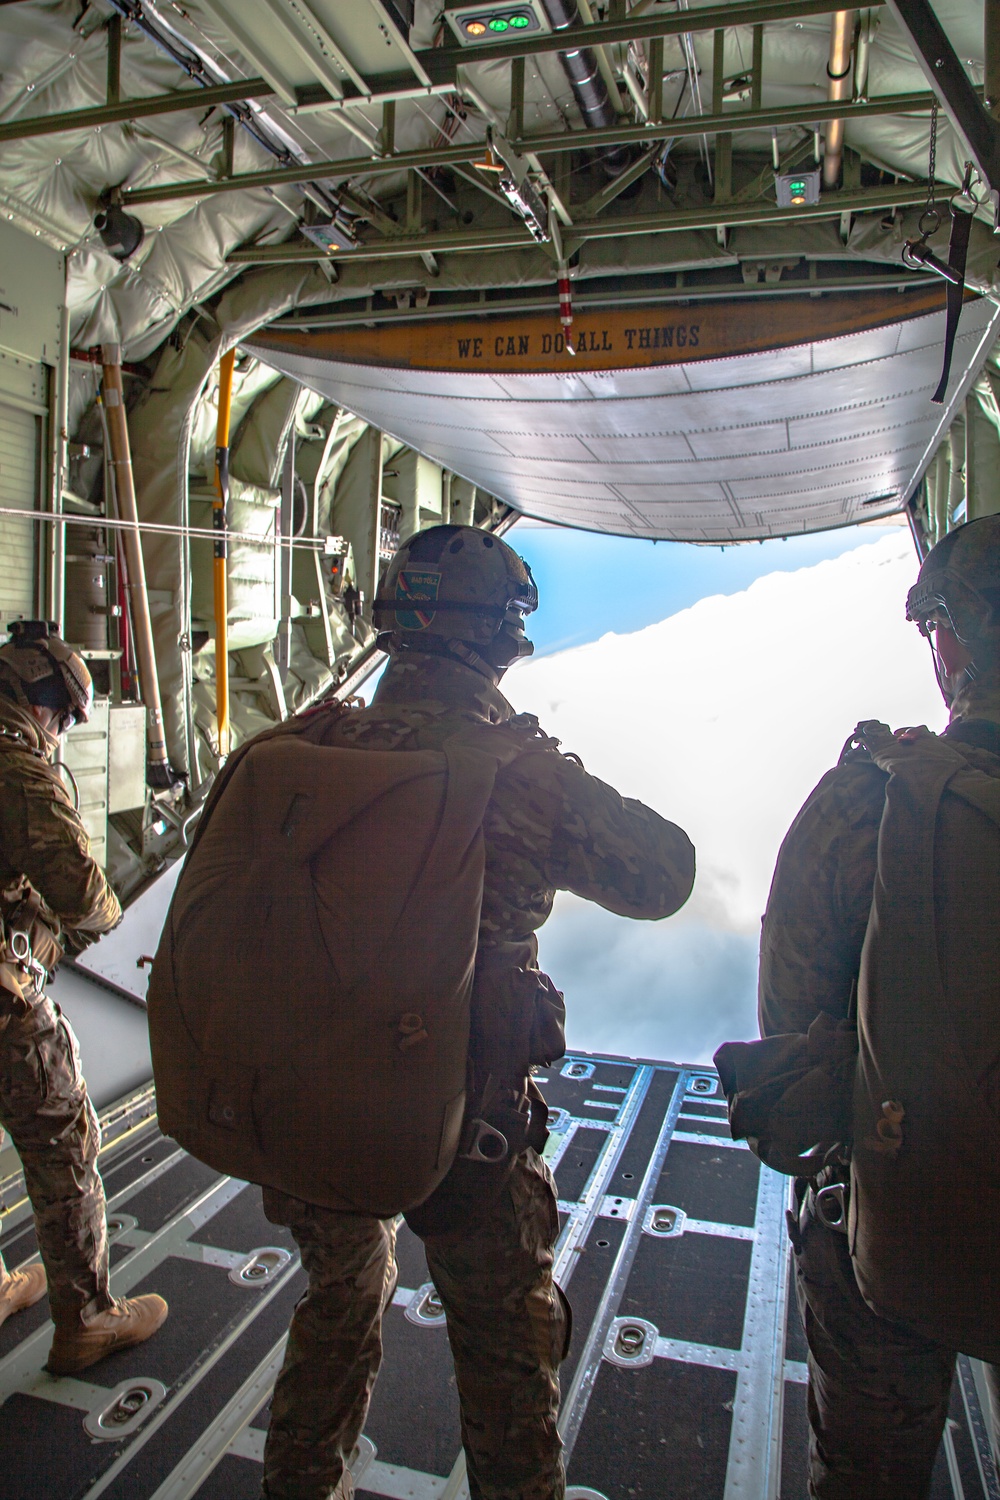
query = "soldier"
xmin=758 ymin=515 xmax=1000 ymax=1499
xmin=0 ymin=621 xmax=167 ymax=1373
xmin=253 ymin=525 xmax=696 ymax=1500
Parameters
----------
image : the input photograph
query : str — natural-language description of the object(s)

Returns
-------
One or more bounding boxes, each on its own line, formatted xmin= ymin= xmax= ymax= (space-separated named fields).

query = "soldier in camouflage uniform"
xmin=261 ymin=525 xmax=696 ymax=1500
xmin=0 ymin=622 xmax=167 ymax=1373
xmin=759 ymin=516 xmax=1000 ymax=1499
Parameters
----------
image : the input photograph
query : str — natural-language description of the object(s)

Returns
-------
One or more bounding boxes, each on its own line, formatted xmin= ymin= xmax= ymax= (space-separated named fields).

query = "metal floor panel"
xmin=1 ymin=1062 xmax=996 ymax=1500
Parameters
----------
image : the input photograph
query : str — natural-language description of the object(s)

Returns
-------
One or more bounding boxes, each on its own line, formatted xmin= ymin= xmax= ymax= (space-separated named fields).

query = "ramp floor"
xmin=0 ymin=1059 xmax=995 ymax=1500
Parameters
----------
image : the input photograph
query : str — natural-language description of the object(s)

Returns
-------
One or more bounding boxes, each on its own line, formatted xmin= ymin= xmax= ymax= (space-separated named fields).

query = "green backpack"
xmin=850 ymin=721 xmax=1000 ymax=1362
xmin=147 ymin=703 xmax=529 ymax=1216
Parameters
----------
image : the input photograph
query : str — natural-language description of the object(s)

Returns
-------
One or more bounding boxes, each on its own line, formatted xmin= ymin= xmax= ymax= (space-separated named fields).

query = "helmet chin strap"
xmin=442 ymin=637 xmax=503 ymax=683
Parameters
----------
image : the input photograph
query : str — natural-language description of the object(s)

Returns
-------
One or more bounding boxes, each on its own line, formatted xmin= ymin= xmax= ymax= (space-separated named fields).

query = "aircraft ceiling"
xmin=1 ymin=0 xmax=997 ymax=539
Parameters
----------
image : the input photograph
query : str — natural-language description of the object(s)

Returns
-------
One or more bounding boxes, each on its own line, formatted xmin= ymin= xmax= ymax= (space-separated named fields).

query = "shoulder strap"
xmin=944 ymin=719 xmax=1000 ymax=759
xmin=185 ymin=702 xmax=349 ymax=864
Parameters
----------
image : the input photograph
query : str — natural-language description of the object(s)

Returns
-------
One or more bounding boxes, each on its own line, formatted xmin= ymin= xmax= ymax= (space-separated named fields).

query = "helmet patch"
xmin=394 ymin=567 xmax=442 ymax=630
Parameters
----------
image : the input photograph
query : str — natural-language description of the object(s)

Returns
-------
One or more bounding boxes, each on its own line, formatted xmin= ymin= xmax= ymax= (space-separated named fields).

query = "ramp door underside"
xmin=250 ymin=288 xmax=1000 ymax=543
xmin=1 ymin=1056 xmax=996 ymax=1500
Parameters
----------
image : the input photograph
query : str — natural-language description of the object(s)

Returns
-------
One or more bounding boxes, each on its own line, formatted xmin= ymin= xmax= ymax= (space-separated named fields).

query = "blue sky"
xmin=503 ymin=526 xmax=944 ymax=1064
xmin=509 ymin=520 xmax=886 ymax=655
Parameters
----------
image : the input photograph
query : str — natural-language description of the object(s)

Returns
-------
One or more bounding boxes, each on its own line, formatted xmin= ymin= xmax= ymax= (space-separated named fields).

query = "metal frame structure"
xmin=885 ymin=0 xmax=1000 ymax=223
xmin=2 ymin=0 xmax=989 ymax=273
xmin=224 ymin=181 xmax=934 ymax=263
xmin=120 ymin=91 xmax=939 ymax=209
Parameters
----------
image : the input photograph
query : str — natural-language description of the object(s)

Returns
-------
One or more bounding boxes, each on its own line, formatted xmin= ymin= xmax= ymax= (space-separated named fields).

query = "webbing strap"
xmin=931 ymin=206 xmax=974 ymax=405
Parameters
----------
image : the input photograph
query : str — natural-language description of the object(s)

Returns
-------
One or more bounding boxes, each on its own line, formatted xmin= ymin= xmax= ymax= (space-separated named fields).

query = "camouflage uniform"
xmin=759 ymin=688 xmax=1000 ymax=1500
xmin=0 ymin=696 xmax=121 ymax=1319
xmin=262 ymin=652 xmax=695 ymax=1500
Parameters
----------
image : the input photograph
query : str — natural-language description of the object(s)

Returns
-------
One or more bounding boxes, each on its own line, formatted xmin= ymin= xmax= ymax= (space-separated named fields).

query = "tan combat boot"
xmin=47 ymin=1294 xmax=168 ymax=1376
xmin=0 ymin=1263 xmax=47 ymax=1328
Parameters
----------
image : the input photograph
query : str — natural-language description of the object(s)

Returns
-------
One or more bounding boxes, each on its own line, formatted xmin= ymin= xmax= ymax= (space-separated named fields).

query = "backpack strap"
xmin=185 ymin=701 xmax=350 ymax=864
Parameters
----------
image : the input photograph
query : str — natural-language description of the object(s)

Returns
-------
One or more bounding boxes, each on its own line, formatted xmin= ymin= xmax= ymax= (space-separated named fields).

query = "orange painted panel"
xmin=253 ymin=285 xmax=948 ymax=376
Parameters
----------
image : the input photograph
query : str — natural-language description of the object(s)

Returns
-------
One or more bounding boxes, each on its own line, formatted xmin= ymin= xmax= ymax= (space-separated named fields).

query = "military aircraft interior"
xmin=1 ymin=0 xmax=999 ymax=1495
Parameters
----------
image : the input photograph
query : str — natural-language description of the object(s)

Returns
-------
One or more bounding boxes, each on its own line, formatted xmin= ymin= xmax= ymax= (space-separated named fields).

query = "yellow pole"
xmin=213 ymin=349 xmax=236 ymax=759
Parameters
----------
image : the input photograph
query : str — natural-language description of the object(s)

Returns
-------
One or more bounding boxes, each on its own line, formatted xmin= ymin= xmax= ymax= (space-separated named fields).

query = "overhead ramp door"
xmin=0 ymin=401 xmax=39 ymax=623
xmin=249 ymin=289 xmax=1000 ymax=543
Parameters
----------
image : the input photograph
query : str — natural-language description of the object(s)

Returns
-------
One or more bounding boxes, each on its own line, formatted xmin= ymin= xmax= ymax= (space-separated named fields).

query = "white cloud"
xmin=503 ymin=532 xmax=945 ymax=1063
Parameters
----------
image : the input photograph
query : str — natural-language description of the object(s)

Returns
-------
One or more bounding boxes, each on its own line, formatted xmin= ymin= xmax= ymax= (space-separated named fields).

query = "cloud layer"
xmin=504 ymin=531 xmax=946 ymax=1064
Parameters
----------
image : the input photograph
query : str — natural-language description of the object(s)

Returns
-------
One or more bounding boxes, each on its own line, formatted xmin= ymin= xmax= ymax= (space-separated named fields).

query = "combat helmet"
xmin=906 ymin=514 xmax=1000 ymax=700
xmin=373 ymin=524 xmax=538 ymax=678
xmin=0 ymin=620 xmax=94 ymax=733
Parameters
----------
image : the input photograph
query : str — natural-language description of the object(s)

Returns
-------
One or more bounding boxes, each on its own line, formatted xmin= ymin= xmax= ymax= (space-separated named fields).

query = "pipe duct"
xmin=823 ymin=10 xmax=855 ymax=188
xmin=540 ymin=0 xmax=632 ymax=175
xmin=100 ymin=344 xmax=173 ymax=785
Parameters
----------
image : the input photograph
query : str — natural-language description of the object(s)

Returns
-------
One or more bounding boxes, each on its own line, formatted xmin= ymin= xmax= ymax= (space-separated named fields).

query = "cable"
xmin=52 ymin=759 xmax=81 ymax=811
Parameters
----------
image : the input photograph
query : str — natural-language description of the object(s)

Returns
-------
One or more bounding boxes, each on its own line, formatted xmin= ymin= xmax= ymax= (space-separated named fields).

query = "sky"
xmin=510 ymin=520 xmax=887 ymax=656
xmin=499 ymin=526 xmax=946 ymax=1067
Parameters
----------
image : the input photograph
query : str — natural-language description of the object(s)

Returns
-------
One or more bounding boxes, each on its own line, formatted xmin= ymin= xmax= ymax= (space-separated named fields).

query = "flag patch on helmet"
xmin=394 ymin=568 xmax=442 ymax=630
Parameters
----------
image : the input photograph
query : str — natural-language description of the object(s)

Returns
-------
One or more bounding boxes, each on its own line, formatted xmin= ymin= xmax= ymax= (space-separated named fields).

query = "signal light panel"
xmin=446 ymin=1 xmax=551 ymax=45
xmin=774 ymin=168 xmax=821 ymax=207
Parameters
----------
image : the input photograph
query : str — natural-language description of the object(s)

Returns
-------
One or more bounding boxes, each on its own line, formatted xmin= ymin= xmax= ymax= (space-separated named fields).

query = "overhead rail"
xmin=0 ymin=0 xmax=884 ymax=149
xmin=123 ymin=90 xmax=941 ymax=207
xmin=270 ymin=271 xmax=941 ymax=331
xmin=225 ymin=181 xmax=936 ymax=263
xmin=0 ymin=77 xmax=277 ymax=144
xmin=414 ymin=0 xmax=887 ymax=75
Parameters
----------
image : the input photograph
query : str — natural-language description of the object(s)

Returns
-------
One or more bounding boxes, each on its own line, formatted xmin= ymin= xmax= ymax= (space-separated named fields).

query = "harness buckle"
xmin=814 ymin=1181 xmax=849 ymax=1234
xmin=460 ymin=1119 xmax=509 ymax=1164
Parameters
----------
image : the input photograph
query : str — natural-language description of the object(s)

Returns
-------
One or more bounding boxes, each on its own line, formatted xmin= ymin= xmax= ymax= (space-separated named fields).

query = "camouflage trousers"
xmin=0 ymin=990 xmax=113 ymax=1322
xmin=261 ymin=1148 xmax=569 ymax=1500
xmin=795 ymin=1191 xmax=959 ymax=1499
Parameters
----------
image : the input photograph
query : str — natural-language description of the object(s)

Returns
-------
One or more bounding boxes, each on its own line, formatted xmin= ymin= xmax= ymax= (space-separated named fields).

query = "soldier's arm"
xmin=758 ymin=759 xmax=884 ymax=1038
xmin=503 ymin=749 xmax=695 ymax=919
xmin=10 ymin=752 xmax=122 ymax=937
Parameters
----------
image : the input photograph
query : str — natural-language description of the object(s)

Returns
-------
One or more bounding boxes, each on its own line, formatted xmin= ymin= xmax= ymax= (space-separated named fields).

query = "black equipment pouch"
xmin=405 ymin=1085 xmax=548 ymax=1238
xmin=714 ymin=1010 xmax=858 ymax=1176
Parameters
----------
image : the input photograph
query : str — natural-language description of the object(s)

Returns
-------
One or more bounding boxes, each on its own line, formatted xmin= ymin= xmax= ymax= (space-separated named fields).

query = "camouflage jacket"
xmin=0 ymin=697 xmax=121 ymax=966
xmin=758 ymin=712 xmax=1000 ymax=1045
xmin=348 ymin=652 xmax=695 ymax=939
xmin=337 ymin=652 xmax=696 ymax=1081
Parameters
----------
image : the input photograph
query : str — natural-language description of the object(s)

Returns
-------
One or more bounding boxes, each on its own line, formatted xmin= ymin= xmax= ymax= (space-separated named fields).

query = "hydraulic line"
xmin=100 ymin=344 xmax=173 ymax=786
xmin=213 ymin=349 xmax=235 ymax=760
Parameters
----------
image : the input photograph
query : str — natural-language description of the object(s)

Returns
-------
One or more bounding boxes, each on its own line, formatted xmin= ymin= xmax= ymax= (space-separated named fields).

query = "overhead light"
xmin=300 ymin=219 xmax=358 ymax=252
xmin=447 ymin=1 xmax=549 ymax=46
xmin=498 ymin=173 xmax=549 ymax=242
xmin=774 ymin=169 xmax=821 ymax=207
xmin=94 ymin=204 xmax=145 ymax=261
